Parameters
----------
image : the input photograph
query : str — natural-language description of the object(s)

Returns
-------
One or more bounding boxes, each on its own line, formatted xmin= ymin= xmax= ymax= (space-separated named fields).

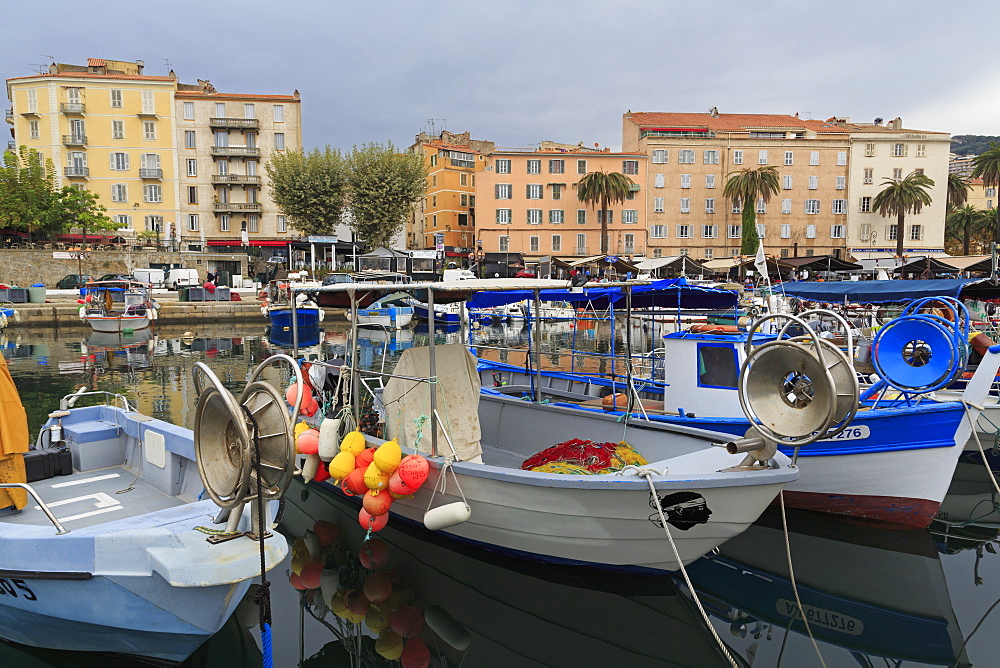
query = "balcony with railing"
xmin=212 ymin=174 xmax=261 ymax=185
xmin=62 ymin=134 xmax=87 ymax=146
xmin=139 ymin=168 xmax=163 ymax=179
xmin=64 ymin=166 xmax=89 ymax=178
xmin=136 ymin=108 xmax=158 ymax=118
xmin=60 ymin=102 xmax=86 ymax=114
xmin=213 ymin=202 xmax=262 ymax=213
xmin=4 ymin=108 xmax=13 ymax=123
xmin=209 ymin=117 xmax=259 ymax=130
xmin=6 ymin=141 xmax=15 ymax=151
xmin=211 ymin=146 xmax=260 ymax=158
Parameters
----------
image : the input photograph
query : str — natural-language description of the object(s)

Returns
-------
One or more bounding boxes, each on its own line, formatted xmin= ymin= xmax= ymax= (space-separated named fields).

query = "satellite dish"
xmin=192 ymin=354 xmax=301 ymax=538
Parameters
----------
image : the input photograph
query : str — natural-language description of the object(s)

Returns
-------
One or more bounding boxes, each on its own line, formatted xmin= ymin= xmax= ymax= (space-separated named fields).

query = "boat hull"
xmin=268 ymin=306 xmax=321 ymax=331
xmin=85 ymin=314 xmax=151 ymax=333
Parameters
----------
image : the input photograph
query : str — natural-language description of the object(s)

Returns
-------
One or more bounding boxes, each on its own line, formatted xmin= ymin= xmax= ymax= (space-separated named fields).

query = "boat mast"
xmin=428 ymin=286 xmax=438 ymax=456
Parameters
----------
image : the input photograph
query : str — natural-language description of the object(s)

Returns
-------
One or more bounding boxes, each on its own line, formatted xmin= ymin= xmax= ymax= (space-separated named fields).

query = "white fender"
xmin=424 ymin=605 xmax=472 ymax=651
xmin=319 ymin=417 xmax=341 ymax=462
xmin=320 ymin=567 xmax=340 ymax=608
xmin=303 ymin=532 xmax=322 ymax=562
xmin=423 ymin=502 xmax=471 ymax=531
xmin=301 ymin=454 xmax=320 ymax=483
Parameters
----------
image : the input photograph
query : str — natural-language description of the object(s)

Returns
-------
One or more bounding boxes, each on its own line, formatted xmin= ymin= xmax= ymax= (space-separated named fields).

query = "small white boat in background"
xmin=346 ymin=297 xmax=414 ymax=329
xmin=80 ymin=281 xmax=157 ymax=333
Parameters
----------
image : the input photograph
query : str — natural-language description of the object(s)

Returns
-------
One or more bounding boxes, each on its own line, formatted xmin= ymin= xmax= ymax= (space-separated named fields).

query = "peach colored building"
xmin=476 ymin=147 xmax=648 ymax=260
xmin=623 ymin=111 xmax=851 ymax=260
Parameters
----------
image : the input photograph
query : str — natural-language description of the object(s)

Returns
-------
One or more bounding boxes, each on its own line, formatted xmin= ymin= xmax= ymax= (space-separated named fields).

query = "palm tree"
xmin=576 ymin=170 xmax=635 ymax=254
xmin=872 ymin=171 xmax=935 ymax=258
xmin=947 ymin=172 xmax=972 ymax=209
xmin=945 ymin=204 xmax=990 ymax=256
xmin=722 ymin=166 xmax=780 ymax=255
xmin=972 ymin=142 xmax=1000 ymax=243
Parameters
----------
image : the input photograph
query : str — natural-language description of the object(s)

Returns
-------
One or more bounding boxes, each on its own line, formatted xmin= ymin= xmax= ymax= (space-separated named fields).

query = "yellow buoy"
xmin=365 ymin=606 xmax=390 ymax=634
xmin=340 ymin=430 xmax=367 ymax=456
xmin=375 ymin=630 xmax=404 ymax=660
xmin=364 ymin=462 xmax=390 ymax=492
xmin=373 ymin=438 xmax=402 ymax=475
xmin=328 ymin=451 xmax=356 ymax=482
xmin=294 ymin=421 xmax=311 ymax=439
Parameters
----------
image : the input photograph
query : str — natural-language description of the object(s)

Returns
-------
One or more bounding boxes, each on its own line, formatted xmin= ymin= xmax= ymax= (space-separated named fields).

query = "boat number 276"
xmin=0 ymin=578 xmax=37 ymax=601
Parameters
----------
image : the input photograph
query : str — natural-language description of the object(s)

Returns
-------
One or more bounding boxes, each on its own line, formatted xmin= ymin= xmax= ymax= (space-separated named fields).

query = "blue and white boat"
xmin=411 ymin=299 xmax=464 ymax=324
xmin=346 ymin=297 xmax=414 ymax=329
xmin=0 ymin=356 xmax=299 ymax=662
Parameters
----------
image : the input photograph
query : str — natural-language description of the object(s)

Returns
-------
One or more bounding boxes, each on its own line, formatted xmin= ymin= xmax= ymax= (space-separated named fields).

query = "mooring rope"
xmin=627 ymin=465 xmax=738 ymax=668
xmin=241 ymin=405 xmax=274 ymax=668
xmin=963 ymin=399 xmax=1000 ymax=499
xmin=778 ymin=490 xmax=827 ymax=667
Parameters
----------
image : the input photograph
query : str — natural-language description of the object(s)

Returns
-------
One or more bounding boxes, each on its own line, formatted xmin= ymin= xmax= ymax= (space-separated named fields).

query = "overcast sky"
xmin=4 ymin=1 xmax=997 ymax=152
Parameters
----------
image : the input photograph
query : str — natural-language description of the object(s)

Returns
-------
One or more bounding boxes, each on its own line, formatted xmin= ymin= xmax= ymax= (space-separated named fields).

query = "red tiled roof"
xmin=626 ymin=111 xmax=849 ymax=134
xmin=174 ymin=91 xmax=298 ymax=101
xmin=832 ymin=122 xmax=948 ymax=135
xmin=87 ymin=58 xmax=106 ymax=67
xmin=423 ymin=141 xmax=477 ymax=153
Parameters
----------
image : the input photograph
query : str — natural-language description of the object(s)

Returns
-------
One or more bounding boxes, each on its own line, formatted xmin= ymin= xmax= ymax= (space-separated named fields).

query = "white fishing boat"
xmin=345 ymin=297 xmax=414 ymax=329
xmin=0 ymin=355 xmax=301 ymax=662
xmin=295 ymin=279 xmax=800 ymax=573
xmin=80 ymin=281 xmax=157 ymax=333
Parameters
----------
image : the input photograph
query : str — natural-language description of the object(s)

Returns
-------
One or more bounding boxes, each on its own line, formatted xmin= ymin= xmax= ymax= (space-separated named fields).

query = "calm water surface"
xmin=2 ymin=320 xmax=1000 ymax=667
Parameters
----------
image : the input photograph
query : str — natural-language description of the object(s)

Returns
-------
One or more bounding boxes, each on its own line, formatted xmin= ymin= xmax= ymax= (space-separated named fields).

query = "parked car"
xmin=166 ymin=268 xmax=199 ymax=290
xmin=96 ymin=274 xmax=132 ymax=283
xmin=55 ymin=274 xmax=92 ymax=290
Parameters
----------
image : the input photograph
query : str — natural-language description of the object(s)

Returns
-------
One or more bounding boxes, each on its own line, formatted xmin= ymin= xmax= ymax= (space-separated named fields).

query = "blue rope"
xmin=261 ymin=623 xmax=273 ymax=668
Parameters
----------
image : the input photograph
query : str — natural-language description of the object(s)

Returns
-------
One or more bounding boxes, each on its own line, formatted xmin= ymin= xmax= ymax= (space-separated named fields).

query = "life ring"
xmin=688 ymin=324 xmax=740 ymax=334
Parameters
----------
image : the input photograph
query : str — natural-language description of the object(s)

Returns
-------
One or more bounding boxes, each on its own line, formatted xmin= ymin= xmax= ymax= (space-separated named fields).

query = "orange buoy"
xmin=601 ymin=393 xmax=628 ymax=410
xmin=313 ymin=463 xmax=331 ymax=483
xmin=345 ymin=589 xmax=370 ymax=616
xmin=364 ymin=462 xmax=390 ymax=492
xmin=384 ymin=586 xmax=415 ymax=612
xmin=359 ymin=507 xmax=389 ymax=532
xmin=389 ymin=471 xmax=418 ymax=497
xmin=363 ymin=571 xmax=393 ymax=604
xmin=374 ymin=439 xmax=402 ymax=474
xmin=328 ymin=451 xmax=356 ymax=482
xmin=390 ymin=606 xmax=425 ymax=637
xmin=355 ymin=447 xmax=376 ymax=470
xmin=400 ymin=637 xmax=431 ymax=668
xmin=297 ymin=429 xmax=320 ymax=455
xmin=688 ymin=323 xmax=740 ymax=334
xmin=359 ymin=538 xmax=389 ymax=570
xmin=299 ymin=561 xmax=323 ymax=590
xmin=289 ymin=571 xmax=306 ymax=590
xmin=342 ymin=468 xmax=368 ymax=496
xmin=363 ymin=489 xmax=394 ymax=516
xmin=397 ymin=455 xmax=429 ymax=490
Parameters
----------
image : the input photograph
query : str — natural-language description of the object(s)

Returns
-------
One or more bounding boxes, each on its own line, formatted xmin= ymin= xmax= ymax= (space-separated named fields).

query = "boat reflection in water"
xmin=686 ymin=506 xmax=967 ymax=666
xmin=282 ymin=477 xmax=738 ymax=667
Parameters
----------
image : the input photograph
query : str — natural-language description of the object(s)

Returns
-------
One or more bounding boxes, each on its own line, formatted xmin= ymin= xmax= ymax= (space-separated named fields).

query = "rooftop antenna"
xmin=802 ymin=110 xmax=813 ymax=120
xmin=424 ymin=118 xmax=447 ymax=137
xmin=41 ymin=54 xmax=54 ymax=63
xmin=163 ymin=58 xmax=172 ymax=72
xmin=28 ymin=63 xmax=47 ymax=74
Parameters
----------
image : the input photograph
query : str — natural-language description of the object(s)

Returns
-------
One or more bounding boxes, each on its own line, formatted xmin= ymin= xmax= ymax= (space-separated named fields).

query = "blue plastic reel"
xmin=872 ymin=315 xmax=960 ymax=392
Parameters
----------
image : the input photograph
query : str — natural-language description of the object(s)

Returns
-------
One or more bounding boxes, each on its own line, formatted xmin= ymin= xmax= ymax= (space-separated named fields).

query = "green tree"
xmin=576 ymin=170 xmax=635 ymax=254
xmin=972 ymin=142 xmax=1000 ymax=243
xmin=945 ymin=204 xmax=990 ymax=256
xmin=346 ymin=142 xmax=426 ymax=249
xmin=57 ymin=186 xmax=117 ymax=244
xmin=265 ymin=147 xmax=348 ymax=236
xmin=722 ymin=166 xmax=780 ymax=256
xmin=872 ymin=171 xmax=935 ymax=258
xmin=0 ymin=145 xmax=61 ymax=242
xmin=947 ymin=172 xmax=972 ymax=209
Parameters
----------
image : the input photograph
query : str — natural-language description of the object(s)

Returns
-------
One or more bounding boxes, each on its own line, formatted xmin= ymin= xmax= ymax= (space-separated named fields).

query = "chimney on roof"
xmin=168 ymin=69 xmax=176 ymax=80
xmin=890 ymin=117 xmax=902 ymax=130
xmin=710 ymin=106 xmax=719 ymax=117
xmin=135 ymin=60 xmax=144 ymax=74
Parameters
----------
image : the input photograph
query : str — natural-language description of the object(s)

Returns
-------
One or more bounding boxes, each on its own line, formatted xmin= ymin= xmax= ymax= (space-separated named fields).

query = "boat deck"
xmin=0 ymin=466 xmax=185 ymax=531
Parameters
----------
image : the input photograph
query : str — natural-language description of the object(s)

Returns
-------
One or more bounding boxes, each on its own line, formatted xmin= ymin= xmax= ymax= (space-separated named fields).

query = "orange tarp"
xmin=0 ymin=354 xmax=28 ymax=510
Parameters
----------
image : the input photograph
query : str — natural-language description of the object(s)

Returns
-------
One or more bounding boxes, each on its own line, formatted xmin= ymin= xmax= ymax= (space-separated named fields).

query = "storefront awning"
xmin=206 ymin=240 xmax=288 ymax=247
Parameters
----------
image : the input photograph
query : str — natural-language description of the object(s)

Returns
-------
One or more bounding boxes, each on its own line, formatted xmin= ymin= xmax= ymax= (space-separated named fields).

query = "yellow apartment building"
xmin=408 ymin=130 xmax=494 ymax=251
xmin=476 ymin=147 xmax=648 ymax=260
xmin=6 ymin=59 xmax=178 ymax=236
xmin=623 ymin=111 xmax=851 ymax=260
xmin=967 ymin=178 xmax=997 ymax=212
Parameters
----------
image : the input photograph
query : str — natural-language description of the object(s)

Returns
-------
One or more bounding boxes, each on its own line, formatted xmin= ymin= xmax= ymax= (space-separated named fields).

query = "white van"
xmin=166 ymin=268 xmax=199 ymax=290
xmin=133 ymin=268 xmax=165 ymax=288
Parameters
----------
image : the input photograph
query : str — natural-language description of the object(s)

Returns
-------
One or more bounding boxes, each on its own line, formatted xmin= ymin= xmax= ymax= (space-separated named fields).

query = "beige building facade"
xmin=476 ymin=148 xmax=647 ymax=259
xmin=623 ymin=111 xmax=852 ymax=260
xmin=174 ymin=82 xmax=301 ymax=249
xmin=826 ymin=117 xmax=950 ymax=259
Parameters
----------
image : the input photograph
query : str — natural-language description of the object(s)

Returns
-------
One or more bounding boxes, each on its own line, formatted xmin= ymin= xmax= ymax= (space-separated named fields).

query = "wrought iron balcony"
xmin=60 ymin=103 xmax=86 ymax=114
xmin=212 ymin=174 xmax=261 ymax=185
xmin=209 ymin=117 xmax=259 ymax=130
xmin=139 ymin=168 xmax=163 ymax=179
xmin=211 ymin=146 xmax=260 ymax=158
xmin=62 ymin=134 xmax=87 ymax=146
xmin=213 ymin=202 xmax=262 ymax=213
xmin=64 ymin=166 xmax=89 ymax=178
xmin=4 ymin=109 xmax=13 ymax=123
xmin=6 ymin=141 xmax=15 ymax=151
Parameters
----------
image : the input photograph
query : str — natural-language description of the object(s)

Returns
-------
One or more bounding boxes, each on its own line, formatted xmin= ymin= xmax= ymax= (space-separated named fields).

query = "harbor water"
xmin=2 ymin=320 xmax=1000 ymax=667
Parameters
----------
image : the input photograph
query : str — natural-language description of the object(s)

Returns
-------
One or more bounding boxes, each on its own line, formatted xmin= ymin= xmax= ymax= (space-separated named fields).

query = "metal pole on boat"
xmin=428 ymin=286 xmax=439 ymax=457
xmin=624 ymin=284 xmax=636 ymax=415
xmin=349 ymin=288 xmax=360 ymax=424
xmin=291 ymin=285 xmax=299 ymax=359
xmin=533 ymin=289 xmax=542 ymax=403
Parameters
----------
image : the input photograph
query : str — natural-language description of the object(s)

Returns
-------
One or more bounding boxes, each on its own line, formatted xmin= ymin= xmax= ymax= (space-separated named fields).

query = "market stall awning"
xmin=898 ymin=257 xmax=965 ymax=275
xmin=206 ymin=240 xmax=287 ymax=247
xmin=780 ymin=255 xmax=862 ymax=272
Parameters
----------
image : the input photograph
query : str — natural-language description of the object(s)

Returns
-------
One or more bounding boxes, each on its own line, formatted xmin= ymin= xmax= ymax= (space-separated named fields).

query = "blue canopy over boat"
xmin=777 ymin=279 xmax=987 ymax=303
xmin=465 ymin=278 xmax=738 ymax=310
